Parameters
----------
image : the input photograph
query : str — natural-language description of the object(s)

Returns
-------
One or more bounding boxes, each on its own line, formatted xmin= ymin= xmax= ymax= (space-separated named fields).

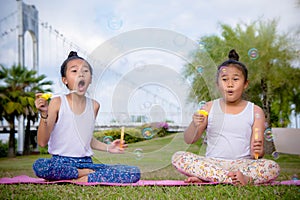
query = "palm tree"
xmin=23 ymin=71 xmax=52 ymax=155
xmin=0 ymin=64 xmax=52 ymax=157
xmin=0 ymin=68 xmax=6 ymax=122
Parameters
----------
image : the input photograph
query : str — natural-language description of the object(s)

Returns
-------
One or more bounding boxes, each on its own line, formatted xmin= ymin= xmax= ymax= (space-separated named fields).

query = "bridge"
xmin=0 ymin=1 xmax=198 ymax=153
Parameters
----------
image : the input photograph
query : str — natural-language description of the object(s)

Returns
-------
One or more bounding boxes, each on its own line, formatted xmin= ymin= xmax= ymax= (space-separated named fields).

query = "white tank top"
xmin=206 ymin=99 xmax=254 ymax=160
xmin=48 ymin=95 xmax=94 ymax=157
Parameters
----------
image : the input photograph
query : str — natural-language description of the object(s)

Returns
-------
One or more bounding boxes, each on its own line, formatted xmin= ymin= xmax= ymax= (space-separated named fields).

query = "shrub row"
xmin=0 ymin=122 xmax=171 ymax=156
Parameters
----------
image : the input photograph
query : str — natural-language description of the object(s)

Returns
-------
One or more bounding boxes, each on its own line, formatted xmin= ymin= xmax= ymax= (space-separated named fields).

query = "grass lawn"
xmin=0 ymin=133 xmax=299 ymax=199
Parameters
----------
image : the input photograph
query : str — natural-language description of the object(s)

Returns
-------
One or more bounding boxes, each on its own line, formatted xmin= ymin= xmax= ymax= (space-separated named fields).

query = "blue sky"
xmin=0 ymin=0 xmax=299 ymax=126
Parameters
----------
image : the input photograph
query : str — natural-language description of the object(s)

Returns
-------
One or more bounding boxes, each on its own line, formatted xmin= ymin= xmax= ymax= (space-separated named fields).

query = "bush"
xmin=94 ymin=128 xmax=145 ymax=144
xmin=94 ymin=122 xmax=171 ymax=143
xmin=141 ymin=122 xmax=170 ymax=137
xmin=0 ymin=140 xmax=8 ymax=157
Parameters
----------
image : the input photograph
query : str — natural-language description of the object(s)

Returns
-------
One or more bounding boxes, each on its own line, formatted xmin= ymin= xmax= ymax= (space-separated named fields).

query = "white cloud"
xmin=1 ymin=0 xmax=299 ymax=57
xmin=1 ymin=0 xmax=299 ymax=124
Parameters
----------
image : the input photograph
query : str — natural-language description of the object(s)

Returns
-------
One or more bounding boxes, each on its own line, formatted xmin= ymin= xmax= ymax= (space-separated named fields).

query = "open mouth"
xmin=227 ymin=90 xmax=234 ymax=95
xmin=78 ymin=80 xmax=85 ymax=91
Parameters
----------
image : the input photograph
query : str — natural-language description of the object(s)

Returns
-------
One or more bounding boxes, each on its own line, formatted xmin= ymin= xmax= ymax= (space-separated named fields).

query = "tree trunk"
xmin=261 ymin=78 xmax=275 ymax=154
xmin=23 ymin=116 xmax=31 ymax=155
xmin=7 ymin=119 xmax=16 ymax=158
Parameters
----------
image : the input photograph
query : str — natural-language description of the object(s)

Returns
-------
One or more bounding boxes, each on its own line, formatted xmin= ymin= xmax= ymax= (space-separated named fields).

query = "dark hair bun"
xmin=68 ymin=51 xmax=78 ymax=58
xmin=228 ymin=49 xmax=239 ymax=61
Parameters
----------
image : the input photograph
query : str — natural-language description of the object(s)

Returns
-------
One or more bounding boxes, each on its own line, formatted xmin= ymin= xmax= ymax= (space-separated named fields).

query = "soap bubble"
xmin=198 ymin=41 xmax=205 ymax=51
xmin=198 ymin=101 xmax=206 ymax=109
xmin=221 ymin=67 xmax=227 ymax=73
xmin=292 ymin=174 xmax=298 ymax=181
xmin=272 ymin=151 xmax=280 ymax=160
xmin=90 ymin=28 xmax=217 ymax=173
xmin=248 ymin=48 xmax=259 ymax=60
xmin=197 ymin=66 xmax=204 ymax=74
xmin=173 ymin=34 xmax=187 ymax=47
xmin=264 ymin=128 xmax=273 ymax=141
xmin=142 ymin=127 xmax=154 ymax=139
xmin=107 ymin=16 xmax=123 ymax=30
xmin=133 ymin=148 xmax=144 ymax=160
xmin=103 ymin=136 xmax=113 ymax=144
xmin=264 ymin=122 xmax=269 ymax=128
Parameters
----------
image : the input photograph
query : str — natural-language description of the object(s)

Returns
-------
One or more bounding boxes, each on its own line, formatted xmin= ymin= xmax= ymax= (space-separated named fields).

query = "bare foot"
xmin=78 ymin=168 xmax=94 ymax=178
xmin=228 ymin=171 xmax=251 ymax=186
xmin=73 ymin=175 xmax=88 ymax=183
xmin=184 ymin=176 xmax=206 ymax=183
xmin=73 ymin=169 xmax=95 ymax=183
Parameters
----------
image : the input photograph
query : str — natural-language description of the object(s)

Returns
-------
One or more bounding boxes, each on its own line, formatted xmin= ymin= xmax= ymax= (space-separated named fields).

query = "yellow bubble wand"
xmin=40 ymin=91 xmax=76 ymax=101
xmin=120 ymin=126 xmax=124 ymax=148
xmin=254 ymin=128 xmax=259 ymax=159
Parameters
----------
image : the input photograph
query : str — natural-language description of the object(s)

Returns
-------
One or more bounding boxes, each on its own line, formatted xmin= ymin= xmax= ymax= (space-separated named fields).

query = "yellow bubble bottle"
xmin=41 ymin=93 xmax=52 ymax=100
xmin=254 ymin=128 xmax=259 ymax=159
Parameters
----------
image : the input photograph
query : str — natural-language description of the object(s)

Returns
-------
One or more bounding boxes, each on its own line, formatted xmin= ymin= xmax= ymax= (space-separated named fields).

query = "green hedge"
xmin=0 ymin=140 xmax=8 ymax=157
xmin=94 ymin=123 xmax=170 ymax=144
xmin=0 ymin=123 xmax=171 ymax=157
xmin=94 ymin=127 xmax=145 ymax=144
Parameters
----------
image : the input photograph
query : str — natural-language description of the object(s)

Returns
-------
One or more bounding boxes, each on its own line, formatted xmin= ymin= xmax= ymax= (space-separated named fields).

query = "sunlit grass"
xmin=0 ymin=132 xmax=299 ymax=199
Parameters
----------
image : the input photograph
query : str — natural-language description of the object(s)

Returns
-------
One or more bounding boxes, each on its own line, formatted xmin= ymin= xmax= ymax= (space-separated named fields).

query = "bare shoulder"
xmin=47 ymin=96 xmax=61 ymax=120
xmin=92 ymin=99 xmax=100 ymax=110
xmin=91 ymin=99 xmax=100 ymax=117
xmin=205 ymin=100 xmax=214 ymax=112
xmin=253 ymin=104 xmax=264 ymax=113
xmin=253 ymin=104 xmax=265 ymax=117
xmin=48 ymin=96 xmax=61 ymax=109
xmin=50 ymin=96 xmax=61 ymax=103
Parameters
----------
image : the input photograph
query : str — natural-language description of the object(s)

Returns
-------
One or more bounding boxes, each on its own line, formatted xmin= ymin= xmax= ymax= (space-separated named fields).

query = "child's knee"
xmin=88 ymin=165 xmax=141 ymax=183
xmin=172 ymin=151 xmax=190 ymax=171
xmin=172 ymin=151 xmax=185 ymax=161
xmin=32 ymin=159 xmax=40 ymax=171
xmin=130 ymin=166 xmax=141 ymax=183
xmin=32 ymin=158 xmax=48 ymax=178
xmin=269 ymin=160 xmax=280 ymax=178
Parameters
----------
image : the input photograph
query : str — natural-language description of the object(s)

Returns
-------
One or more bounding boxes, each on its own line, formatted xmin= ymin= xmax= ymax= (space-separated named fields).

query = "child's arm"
xmin=90 ymin=137 xmax=110 ymax=152
xmin=35 ymin=93 xmax=59 ymax=147
xmin=90 ymin=100 xmax=127 ymax=153
xmin=91 ymin=137 xmax=127 ymax=153
xmin=251 ymin=105 xmax=265 ymax=159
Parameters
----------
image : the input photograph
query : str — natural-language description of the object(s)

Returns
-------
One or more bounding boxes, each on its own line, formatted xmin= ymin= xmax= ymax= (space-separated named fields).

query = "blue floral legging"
xmin=33 ymin=155 xmax=140 ymax=183
xmin=172 ymin=151 xmax=280 ymax=184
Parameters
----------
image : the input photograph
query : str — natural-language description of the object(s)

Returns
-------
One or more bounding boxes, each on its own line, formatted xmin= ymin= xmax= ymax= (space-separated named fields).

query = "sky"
xmin=0 ymin=0 xmax=300 ymax=126
xmin=1 ymin=0 xmax=299 ymax=51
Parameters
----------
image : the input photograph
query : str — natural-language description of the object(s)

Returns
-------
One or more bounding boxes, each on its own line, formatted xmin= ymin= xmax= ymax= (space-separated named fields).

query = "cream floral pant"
xmin=172 ymin=151 xmax=280 ymax=184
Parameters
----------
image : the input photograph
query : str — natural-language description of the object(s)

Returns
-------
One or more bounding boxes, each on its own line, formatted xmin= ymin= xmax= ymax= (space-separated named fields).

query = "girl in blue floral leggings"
xmin=33 ymin=156 xmax=140 ymax=183
xmin=33 ymin=51 xmax=140 ymax=183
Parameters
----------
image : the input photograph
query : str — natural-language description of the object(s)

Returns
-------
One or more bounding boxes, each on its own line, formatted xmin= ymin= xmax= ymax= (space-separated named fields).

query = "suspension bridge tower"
xmin=17 ymin=0 xmax=39 ymax=154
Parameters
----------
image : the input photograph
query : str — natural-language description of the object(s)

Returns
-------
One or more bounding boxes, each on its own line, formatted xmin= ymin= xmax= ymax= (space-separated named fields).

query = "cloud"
xmin=1 ymin=0 xmax=299 ymax=58
xmin=1 ymin=0 xmax=299 ymax=124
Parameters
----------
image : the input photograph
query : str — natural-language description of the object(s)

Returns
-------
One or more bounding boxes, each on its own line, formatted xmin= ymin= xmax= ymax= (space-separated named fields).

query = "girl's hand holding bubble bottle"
xmin=198 ymin=109 xmax=208 ymax=117
xmin=197 ymin=101 xmax=208 ymax=117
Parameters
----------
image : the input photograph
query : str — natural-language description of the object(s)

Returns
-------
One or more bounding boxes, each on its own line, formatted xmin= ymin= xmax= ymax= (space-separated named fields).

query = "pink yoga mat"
xmin=0 ymin=175 xmax=218 ymax=186
xmin=0 ymin=175 xmax=299 ymax=186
